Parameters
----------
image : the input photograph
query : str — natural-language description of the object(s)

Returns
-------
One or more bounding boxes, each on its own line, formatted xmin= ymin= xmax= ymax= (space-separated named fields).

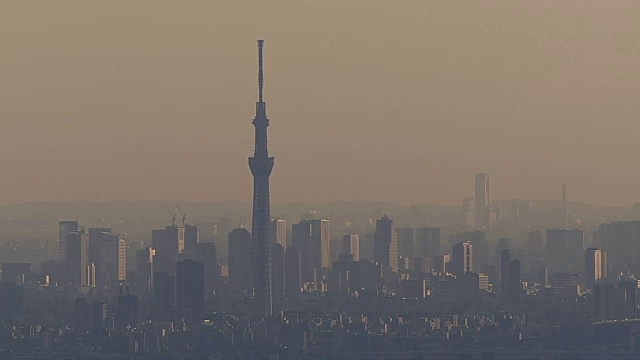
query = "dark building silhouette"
xmin=58 ymin=220 xmax=81 ymax=261
xmin=228 ymin=228 xmax=251 ymax=294
xmin=396 ymin=228 xmax=414 ymax=261
xmin=284 ymin=246 xmax=301 ymax=298
xmin=0 ymin=282 xmax=24 ymax=318
xmin=501 ymin=250 xmax=522 ymax=309
xmin=65 ymin=232 xmax=88 ymax=285
xmin=248 ymin=39 xmax=275 ymax=318
xmin=88 ymin=228 xmax=111 ymax=284
xmin=416 ymin=227 xmax=440 ymax=259
xmin=134 ymin=246 xmax=155 ymax=294
xmin=452 ymin=241 xmax=472 ymax=277
xmin=194 ymin=242 xmax=219 ymax=299
xmin=374 ymin=215 xmax=397 ymax=272
xmin=450 ymin=231 xmax=488 ymax=273
xmin=271 ymin=243 xmax=285 ymax=299
xmin=292 ymin=219 xmax=330 ymax=283
xmin=184 ymin=224 xmax=199 ymax=255
xmin=176 ymin=259 xmax=204 ymax=312
xmin=116 ymin=292 xmax=139 ymax=329
xmin=342 ymin=234 xmax=360 ymax=261
xmin=546 ymin=228 xmax=584 ymax=273
xmin=153 ymin=272 xmax=175 ymax=316
xmin=152 ymin=225 xmax=184 ymax=276
xmin=1 ymin=263 xmax=30 ymax=283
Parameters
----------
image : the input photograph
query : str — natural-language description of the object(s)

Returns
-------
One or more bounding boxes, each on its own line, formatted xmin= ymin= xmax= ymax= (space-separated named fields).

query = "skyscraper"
xmin=585 ymin=247 xmax=606 ymax=288
xmin=66 ymin=232 xmax=88 ymax=286
xmin=59 ymin=221 xmax=80 ymax=261
xmin=415 ymin=227 xmax=440 ymax=259
xmin=100 ymin=235 xmax=126 ymax=284
xmin=546 ymin=228 xmax=584 ymax=273
xmin=228 ymin=228 xmax=251 ymax=294
xmin=248 ymin=39 xmax=274 ymax=318
xmin=342 ymin=234 xmax=360 ymax=261
xmin=474 ymin=173 xmax=491 ymax=227
xmin=270 ymin=219 xmax=287 ymax=247
xmin=176 ymin=259 xmax=204 ymax=312
xmin=374 ymin=215 xmax=398 ymax=272
xmin=292 ymin=219 xmax=331 ymax=283
xmin=451 ymin=241 xmax=472 ymax=277
xmin=396 ymin=228 xmax=414 ymax=261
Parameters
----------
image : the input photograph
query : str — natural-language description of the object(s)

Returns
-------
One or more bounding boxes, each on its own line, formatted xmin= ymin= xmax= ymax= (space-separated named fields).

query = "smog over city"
xmin=0 ymin=1 xmax=639 ymax=359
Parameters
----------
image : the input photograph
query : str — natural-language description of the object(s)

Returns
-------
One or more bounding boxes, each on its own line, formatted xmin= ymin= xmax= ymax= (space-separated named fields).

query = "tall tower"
xmin=474 ymin=173 xmax=491 ymax=227
xmin=248 ymin=39 xmax=274 ymax=317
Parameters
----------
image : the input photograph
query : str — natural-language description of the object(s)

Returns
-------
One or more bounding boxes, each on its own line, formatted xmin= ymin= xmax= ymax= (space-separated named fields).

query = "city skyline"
xmin=1 ymin=1 xmax=640 ymax=206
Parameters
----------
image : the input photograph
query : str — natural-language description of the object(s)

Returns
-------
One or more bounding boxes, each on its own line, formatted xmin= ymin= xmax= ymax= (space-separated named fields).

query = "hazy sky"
xmin=1 ymin=1 xmax=639 ymax=206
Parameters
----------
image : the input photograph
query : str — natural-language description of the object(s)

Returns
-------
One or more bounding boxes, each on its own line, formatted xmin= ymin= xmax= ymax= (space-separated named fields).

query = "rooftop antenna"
xmin=163 ymin=205 xmax=177 ymax=226
xmin=176 ymin=205 xmax=186 ymax=226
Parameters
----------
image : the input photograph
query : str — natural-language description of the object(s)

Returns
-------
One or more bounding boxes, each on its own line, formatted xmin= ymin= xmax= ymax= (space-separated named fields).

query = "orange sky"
xmin=1 ymin=1 xmax=639 ymax=206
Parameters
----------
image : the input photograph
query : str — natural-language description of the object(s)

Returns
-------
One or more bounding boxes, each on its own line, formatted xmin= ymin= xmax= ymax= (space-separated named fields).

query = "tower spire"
xmin=258 ymin=39 xmax=264 ymax=103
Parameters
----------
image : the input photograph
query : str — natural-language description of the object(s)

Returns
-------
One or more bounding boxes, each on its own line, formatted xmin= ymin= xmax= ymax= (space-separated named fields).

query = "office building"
xmin=100 ymin=234 xmax=126 ymax=284
xmin=416 ymin=227 xmax=440 ymax=259
xmin=184 ymin=224 xmax=199 ymax=254
xmin=271 ymin=243 xmax=285 ymax=298
xmin=374 ymin=215 xmax=397 ymax=272
xmin=342 ymin=234 xmax=360 ymax=261
xmin=292 ymin=219 xmax=330 ymax=283
xmin=66 ymin=232 xmax=88 ymax=286
xmin=88 ymin=228 xmax=111 ymax=284
xmin=270 ymin=219 xmax=287 ymax=247
xmin=546 ymin=228 xmax=584 ymax=273
xmin=152 ymin=225 xmax=185 ymax=276
xmin=474 ymin=173 xmax=492 ymax=227
xmin=585 ymin=248 xmax=606 ymax=288
xmin=451 ymin=241 xmax=472 ymax=277
xmin=228 ymin=228 xmax=251 ymax=294
xmin=59 ymin=221 xmax=81 ymax=261
xmin=284 ymin=246 xmax=302 ymax=298
xmin=396 ymin=228 xmax=414 ymax=261
xmin=176 ymin=259 xmax=204 ymax=312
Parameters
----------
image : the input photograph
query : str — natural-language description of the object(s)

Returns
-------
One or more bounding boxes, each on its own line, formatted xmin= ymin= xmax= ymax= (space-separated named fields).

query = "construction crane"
xmin=163 ymin=205 xmax=177 ymax=226
xmin=176 ymin=205 xmax=186 ymax=226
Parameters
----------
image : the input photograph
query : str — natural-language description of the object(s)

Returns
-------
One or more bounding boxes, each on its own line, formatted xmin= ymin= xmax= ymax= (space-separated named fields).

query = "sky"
xmin=0 ymin=1 xmax=639 ymax=206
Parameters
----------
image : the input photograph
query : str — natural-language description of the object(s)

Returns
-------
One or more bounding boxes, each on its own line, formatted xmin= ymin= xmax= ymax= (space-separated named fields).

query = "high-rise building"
xmin=248 ymin=39 xmax=275 ymax=318
xmin=214 ymin=217 xmax=231 ymax=265
xmin=184 ymin=224 xmax=199 ymax=254
xmin=396 ymin=228 xmax=414 ymax=261
xmin=194 ymin=242 xmax=219 ymax=299
xmin=292 ymin=219 xmax=330 ymax=283
xmin=134 ymin=246 xmax=155 ymax=294
xmin=88 ymin=228 xmax=111 ymax=284
xmin=449 ymin=231 xmax=488 ymax=273
xmin=500 ymin=250 xmax=521 ymax=309
xmin=284 ymin=246 xmax=301 ymax=298
xmin=176 ymin=259 xmax=204 ymax=312
xmin=271 ymin=243 xmax=285 ymax=298
xmin=474 ymin=173 xmax=491 ymax=227
xmin=342 ymin=234 xmax=360 ymax=261
xmin=100 ymin=235 xmax=126 ymax=284
xmin=433 ymin=254 xmax=450 ymax=274
xmin=59 ymin=221 xmax=80 ymax=261
xmin=152 ymin=225 xmax=185 ymax=276
xmin=546 ymin=228 xmax=584 ymax=273
xmin=374 ymin=215 xmax=397 ymax=272
xmin=585 ymin=248 xmax=606 ymax=288
xmin=598 ymin=221 xmax=640 ymax=276
xmin=270 ymin=219 xmax=287 ymax=247
xmin=66 ymin=232 xmax=88 ymax=286
xmin=462 ymin=197 xmax=475 ymax=227
xmin=228 ymin=228 xmax=251 ymax=294
xmin=416 ymin=227 xmax=440 ymax=259
xmin=451 ymin=241 xmax=472 ymax=277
